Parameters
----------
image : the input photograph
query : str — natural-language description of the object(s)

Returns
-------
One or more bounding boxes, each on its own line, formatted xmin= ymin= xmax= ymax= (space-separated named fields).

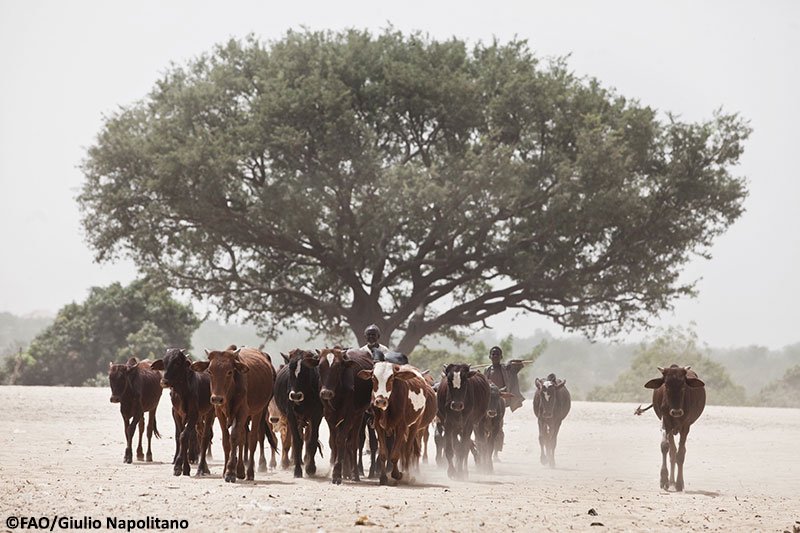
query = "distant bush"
xmin=754 ymin=365 xmax=800 ymax=408
xmin=587 ymin=327 xmax=747 ymax=406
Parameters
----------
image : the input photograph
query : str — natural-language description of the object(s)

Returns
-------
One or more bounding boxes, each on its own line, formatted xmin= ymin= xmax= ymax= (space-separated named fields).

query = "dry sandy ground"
xmin=0 ymin=386 xmax=798 ymax=532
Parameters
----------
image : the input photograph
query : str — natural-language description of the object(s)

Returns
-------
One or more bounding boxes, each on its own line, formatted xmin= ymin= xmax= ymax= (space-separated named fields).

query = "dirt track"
xmin=0 ymin=386 xmax=798 ymax=532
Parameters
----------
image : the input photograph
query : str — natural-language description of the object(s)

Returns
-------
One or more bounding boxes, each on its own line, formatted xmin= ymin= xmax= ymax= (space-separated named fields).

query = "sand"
xmin=0 ymin=386 xmax=798 ymax=532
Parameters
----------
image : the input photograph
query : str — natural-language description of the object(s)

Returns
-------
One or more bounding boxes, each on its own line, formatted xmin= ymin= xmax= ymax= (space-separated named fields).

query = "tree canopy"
xmin=79 ymin=29 xmax=750 ymax=353
xmin=1 ymin=280 xmax=199 ymax=386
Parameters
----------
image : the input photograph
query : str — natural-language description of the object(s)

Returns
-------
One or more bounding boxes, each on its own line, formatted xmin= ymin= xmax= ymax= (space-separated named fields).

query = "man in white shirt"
xmin=360 ymin=324 xmax=389 ymax=357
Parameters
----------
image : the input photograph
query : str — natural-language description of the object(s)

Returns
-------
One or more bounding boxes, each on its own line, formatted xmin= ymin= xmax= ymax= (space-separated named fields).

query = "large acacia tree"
xmin=79 ymin=30 xmax=750 ymax=353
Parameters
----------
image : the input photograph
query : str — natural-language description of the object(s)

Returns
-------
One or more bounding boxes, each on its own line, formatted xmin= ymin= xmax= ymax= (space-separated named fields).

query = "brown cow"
xmin=357 ymin=362 xmax=436 ymax=485
xmin=267 ymin=398 xmax=291 ymax=469
xmin=108 ymin=358 xmax=163 ymax=463
xmin=307 ymin=347 xmax=373 ymax=485
xmin=191 ymin=345 xmax=275 ymax=483
xmin=643 ymin=365 xmax=706 ymax=491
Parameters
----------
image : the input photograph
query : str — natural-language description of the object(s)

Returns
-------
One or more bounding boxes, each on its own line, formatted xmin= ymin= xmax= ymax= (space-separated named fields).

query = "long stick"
xmin=471 ymin=359 xmax=537 ymax=370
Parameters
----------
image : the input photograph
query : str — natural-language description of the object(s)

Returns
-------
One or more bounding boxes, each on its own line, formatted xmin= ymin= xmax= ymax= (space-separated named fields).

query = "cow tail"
xmin=152 ymin=412 xmax=161 ymax=439
xmin=265 ymin=421 xmax=278 ymax=452
xmin=317 ymin=440 xmax=324 ymax=459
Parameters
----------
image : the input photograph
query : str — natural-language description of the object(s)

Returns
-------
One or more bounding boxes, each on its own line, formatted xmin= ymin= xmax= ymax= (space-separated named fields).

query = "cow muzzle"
xmin=373 ymin=397 xmax=388 ymax=410
xmin=210 ymin=395 xmax=225 ymax=406
xmin=487 ymin=409 xmax=497 ymax=418
xmin=449 ymin=401 xmax=464 ymax=412
xmin=159 ymin=379 xmax=170 ymax=388
xmin=109 ymin=396 xmax=120 ymax=403
xmin=269 ymin=416 xmax=280 ymax=424
xmin=288 ymin=391 xmax=304 ymax=403
xmin=320 ymin=388 xmax=334 ymax=401
xmin=669 ymin=408 xmax=684 ymax=418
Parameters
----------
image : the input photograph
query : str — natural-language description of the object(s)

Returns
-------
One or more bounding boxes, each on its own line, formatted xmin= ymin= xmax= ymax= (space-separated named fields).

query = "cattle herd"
xmin=108 ymin=346 xmax=707 ymax=491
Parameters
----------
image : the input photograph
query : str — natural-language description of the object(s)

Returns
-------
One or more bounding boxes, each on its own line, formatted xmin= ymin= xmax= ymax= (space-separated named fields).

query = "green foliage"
xmin=0 ymin=280 xmax=199 ymax=386
xmin=79 ymin=29 xmax=750 ymax=353
xmin=587 ymin=327 xmax=747 ymax=406
xmin=0 ymin=312 xmax=52 ymax=360
xmin=754 ymin=365 xmax=800 ymax=408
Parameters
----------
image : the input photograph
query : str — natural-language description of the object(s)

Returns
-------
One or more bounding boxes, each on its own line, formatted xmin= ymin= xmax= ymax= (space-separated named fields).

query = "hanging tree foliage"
xmin=79 ymin=29 xmax=750 ymax=353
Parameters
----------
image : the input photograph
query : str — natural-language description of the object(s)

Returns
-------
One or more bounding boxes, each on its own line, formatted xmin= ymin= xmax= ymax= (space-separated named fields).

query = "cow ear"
xmin=500 ymin=392 xmax=516 ymax=400
xmin=191 ymin=361 xmax=210 ymax=372
xmin=443 ymin=364 xmax=454 ymax=376
xmin=356 ymin=369 xmax=373 ymax=381
xmin=644 ymin=378 xmax=664 ymax=389
xmin=126 ymin=357 xmax=139 ymax=367
xmin=535 ymin=378 xmax=543 ymax=389
xmin=315 ymin=349 xmax=322 ymax=356
xmin=281 ymin=352 xmax=290 ymax=364
xmin=302 ymin=356 xmax=320 ymax=368
xmin=555 ymin=379 xmax=566 ymax=389
xmin=150 ymin=359 xmax=164 ymax=371
xmin=686 ymin=377 xmax=705 ymax=388
xmin=342 ymin=358 xmax=357 ymax=368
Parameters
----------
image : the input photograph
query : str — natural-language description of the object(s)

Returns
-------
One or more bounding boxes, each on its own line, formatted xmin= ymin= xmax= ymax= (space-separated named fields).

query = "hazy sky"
xmin=1 ymin=1 xmax=798 ymax=349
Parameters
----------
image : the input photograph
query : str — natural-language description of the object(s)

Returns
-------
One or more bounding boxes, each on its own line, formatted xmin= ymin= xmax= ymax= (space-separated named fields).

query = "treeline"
xmin=2 ymin=284 xmax=798 ymax=408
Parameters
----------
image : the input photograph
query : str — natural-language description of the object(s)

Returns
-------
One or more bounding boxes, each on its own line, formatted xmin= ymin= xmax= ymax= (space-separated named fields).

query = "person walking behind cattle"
xmin=483 ymin=346 xmax=525 ymax=411
xmin=533 ymin=373 xmax=570 ymax=468
xmin=361 ymin=324 xmax=389 ymax=359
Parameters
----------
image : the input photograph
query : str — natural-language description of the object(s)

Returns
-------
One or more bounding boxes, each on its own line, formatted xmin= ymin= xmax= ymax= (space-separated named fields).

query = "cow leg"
xmin=286 ymin=410 xmax=305 ymax=478
xmin=422 ymin=426 xmax=429 ymax=464
xmin=136 ymin=415 xmax=145 ymax=461
xmin=280 ymin=426 xmax=292 ymax=469
xmin=435 ymin=422 xmax=445 ymax=468
xmin=367 ymin=425 xmax=378 ymax=478
xmin=675 ymin=428 xmax=689 ymax=492
xmin=375 ymin=425 xmax=390 ymax=485
xmin=331 ymin=426 xmax=347 ymax=485
xmin=390 ymin=429 xmax=406 ymax=481
xmin=246 ymin=416 xmax=261 ymax=480
xmin=350 ymin=421 xmax=363 ymax=482
xmin=122 ymin=415 xmax=134 ymax=464
xmin=195 ymin=411 xmax=213 ymax=476
xmin=237 ymin=419 xmax=249 ymax=480
xmin=172 ymin=409 xmax=183 ymax=465
xmin=668 ymin=431 xmax=678 ymax=486
xmin=548 ymin=421 xmax=562 ymax=468
xmin=179 ymin=417 xmax=196 ymax=476
xmin=225 ymin=417 xmax=242 ymax=482
xmin=305 ymin=417 xmax=321 ymax=476
xmin=444 ymin=428 xmax=456 ymax=479
xmin=538 ymin=418 xmax=548 ymax=465
xmin=660 ymin=427 xmax=670 ymax=490
xmin=145 ymin=409 xmax=157 ymax=462
xmin=257 ymin=416 xmax=268 ymax=473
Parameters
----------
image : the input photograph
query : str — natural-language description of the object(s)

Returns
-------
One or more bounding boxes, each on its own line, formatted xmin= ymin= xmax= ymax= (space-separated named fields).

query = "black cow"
xmin=308 ymin=347 xmax=373 ymax=485
xmin=533 ymin=373 xmax=571 ymax=468
xmin=108 ymin=358 xmax=163 ymax=463
xmin=274 ymin=349 xmax=324 ymax=478
xmin=151 ymin=348 xmax=214 ymax=477
xmin=437 ymin=363 xmax=490 ymax=479
xmin=474 ymin=383 xmax=515 ymax=472
xmin=643 ymin=365 xmax=706 ymax=491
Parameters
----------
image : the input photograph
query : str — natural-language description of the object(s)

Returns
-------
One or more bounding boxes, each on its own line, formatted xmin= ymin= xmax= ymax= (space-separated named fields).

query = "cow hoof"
xmin=447 ymin=467 xmax=456 ymax=479
xmin=137 ymin=454 xmax=145 ymax=462
xmin=379 ymin=475 xmax=389 ymax=486
xmin=306 ymin=464 xmax=316 ymax=476
xmin=391 ymin=471 xmax=402 ymax=481
xmin=332 ymin=477 xmax=342 ymax=485
xmin=173 ymin=467 xmax=182 ymax=476
xmin=194 ymin=469 xmax=209 ymax=477
xmin=675 ymin=481 xmax=684 ymax=492
xmin=224 ymin=473 xmax=237 ymax=483
xmin=540 ymin=455 xmax=547 ymax=465
xmin=294 ymin=466 xmax=303 ymax=478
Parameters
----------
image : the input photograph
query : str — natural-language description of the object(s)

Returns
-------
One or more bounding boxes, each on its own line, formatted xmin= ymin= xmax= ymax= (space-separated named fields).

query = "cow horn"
xmin=657 ymin=366 xmax=665 ymax=373
xmin=204 ymin=349 xmax=211 ymax=356
xmin=233 ymin=348 xmax=242 ymax=356
xmin=684 ymin=365 xmax=692 ymax=371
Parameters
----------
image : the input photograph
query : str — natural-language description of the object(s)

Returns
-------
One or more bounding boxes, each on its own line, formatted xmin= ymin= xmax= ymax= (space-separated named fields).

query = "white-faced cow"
xmin=357 ymin=362 xmax=437 ymax=485
xmin=642 ymin=365 xmax=706 ymax=491
xmin=533 ymin=373 xmax=570 ymax=468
